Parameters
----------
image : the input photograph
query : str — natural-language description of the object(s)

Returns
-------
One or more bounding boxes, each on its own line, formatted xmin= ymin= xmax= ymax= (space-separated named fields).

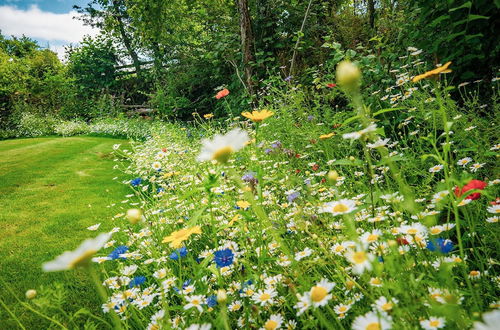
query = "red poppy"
xmin=295 ymin=169 xmax=301 ymax=174
xmin=215 ymin=88 xmax=229 ymax=99
xmin=397 ymin=237 xmax=409 ymax=245
xmin=295 ymin=154 xmax=300 ymax=158
xmin=490 ymin=198 xmax=500 ymax=205
xmin=320 ymin=178 xmax=326 ymax=183
xmin=327 ymin=83 xmax=337 ymax=88
xmin=311 ymin=164 xmax=319 ymax=171
xmin=454 ymin=179 xmax=487 ymax=200
xmin=332 ymin=123 xmax=342 ymax=129
xmin=162 ymin=148 xmax=167 ymax=152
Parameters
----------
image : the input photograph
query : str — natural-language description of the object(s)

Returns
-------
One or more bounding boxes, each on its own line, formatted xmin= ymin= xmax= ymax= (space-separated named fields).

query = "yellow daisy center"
xmin=333 ymin=203 xmax=349 ymax=213
xmin=381 ymin=303 xmax=393 ymax=311
xmin=264 ymin=320 xmax=278 ymax=330
xmin=407 ymin=228 xmax=418 ymax=235
xmin=212 ymin=146 xmax=234 ymax=163
xmin=368 ymin=234 xmax=379 ymax=242
xmin=259 ymin=293 xmax=271 ymax=301
xmin=310 ymin=286 xmax=328 ymax=302
xmin=366 ymin=322 xmax=381 ymax=330
xmin=69 ymin=249 xmax=97 ymax=268
xmin=429 ymin=320 xmax=440 ymax=327
xmin=352 ymin=251 xmax=367 ymax=264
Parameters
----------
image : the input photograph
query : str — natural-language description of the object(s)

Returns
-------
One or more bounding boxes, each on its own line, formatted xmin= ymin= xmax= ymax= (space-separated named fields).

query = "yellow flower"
xmin=237 ymin=200 xmax=251 ymax=209
xmin=412 ymin=61 xmax=452 ymax=82
xmin=241 ymin=109 xmax=274 ymax=122
xmin=204 ymin=113 xmax=214 ymax=119
xmin=162 ymin=226 xmax=202 ymax=248
xmin=319 ymin=132 xmax=335 ymax=140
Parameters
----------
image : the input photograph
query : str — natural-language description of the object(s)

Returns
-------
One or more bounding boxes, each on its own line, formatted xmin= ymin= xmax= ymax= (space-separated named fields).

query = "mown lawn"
xmin=0 ymin=136 xmax=131 ymax=329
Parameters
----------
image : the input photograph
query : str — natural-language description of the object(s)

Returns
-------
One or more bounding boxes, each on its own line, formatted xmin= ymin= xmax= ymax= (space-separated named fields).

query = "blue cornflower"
xmin=307 ymin=115 xmax=315 ymax=121
xmin=287 ymin=191 xmax=300 ymax=203
xmin=264 ymin=148 xmax=273 ymax=154
xmin=129 ymin=276 xmax=146 ymax=288
xmin=427 ymin=238 xmax=454 ymax=254
xmin=206 ymin=295 xmax=217 ymax=307
xmin=108 ymin=246 xmax=128 ymax=260
xmin=130 ymin=178 xmax=142 ymax=186
xmin=169 ymin=247 xmax=188 ymax=260
xmin=157 ymin=187 xmax=165 ymax=193
xmin=213 ymin=248 xmax=234 ymax=268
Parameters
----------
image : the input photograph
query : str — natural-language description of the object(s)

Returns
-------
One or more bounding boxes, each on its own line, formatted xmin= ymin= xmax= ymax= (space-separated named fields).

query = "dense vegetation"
xmin=1 ymin=0 xmax=499 ymax=329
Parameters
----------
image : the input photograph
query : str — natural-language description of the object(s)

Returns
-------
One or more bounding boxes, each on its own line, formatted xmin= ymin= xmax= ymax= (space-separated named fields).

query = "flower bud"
xmin=328 ymin=170 xmax=339 ymax=182
xmin=217 ymin=289 xmax=227 ymax=303
xmin=25 ymin=289 xmax=37 ymax=299
xmin=126 ymin=209 xmax=142 ymax=224
xmin=336 ymin=61 xmax=361 ymax=91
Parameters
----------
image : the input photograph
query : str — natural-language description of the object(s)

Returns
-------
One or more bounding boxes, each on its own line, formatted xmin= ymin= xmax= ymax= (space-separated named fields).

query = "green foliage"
xmin=401 ymin=0 xmax=500 ymax=80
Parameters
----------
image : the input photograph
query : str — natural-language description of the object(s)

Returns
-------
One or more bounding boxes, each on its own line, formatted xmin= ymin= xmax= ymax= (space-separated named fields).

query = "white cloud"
xmin=0 ymin=5 xmax=98 ymax=44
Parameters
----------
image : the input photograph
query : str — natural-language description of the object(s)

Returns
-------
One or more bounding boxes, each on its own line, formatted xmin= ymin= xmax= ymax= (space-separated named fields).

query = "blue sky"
xmin=1 ymin=0 xmax=91 ymax=14
xmin=0 ymin=0 xmax=98 ymax=58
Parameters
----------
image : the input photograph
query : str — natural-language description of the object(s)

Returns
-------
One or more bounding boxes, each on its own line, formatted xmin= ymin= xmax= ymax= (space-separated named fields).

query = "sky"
xmin=0 ymin=0 xmax=99 ymax=59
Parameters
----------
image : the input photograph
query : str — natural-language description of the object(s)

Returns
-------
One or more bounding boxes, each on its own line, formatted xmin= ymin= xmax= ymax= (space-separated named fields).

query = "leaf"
xmin=430 ymin=15 xmax=450 ymax=27
xmin=445 ymin=31 xmax=466 ymax=42
xmin=468 ymin=14 xmax=489 ymax=21
xmin=464 ymin=33 xmax=484 ymax=41
xmin=449 ymin=1 xmax=472 ymax=12
xmin=332 ymin=159 xmax=364 ymax=166
xmin=373 ymin=107 xmax=405 ymax=117
xmin=342 ymin=115 xmax=361 ymax=125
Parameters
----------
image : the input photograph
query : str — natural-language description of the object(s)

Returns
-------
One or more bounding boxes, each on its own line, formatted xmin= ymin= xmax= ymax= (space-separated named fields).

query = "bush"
xmin=17 ymin=113 xmax=58 ymax=137
xmin=53 ymin=120 xmax=90 ymax=136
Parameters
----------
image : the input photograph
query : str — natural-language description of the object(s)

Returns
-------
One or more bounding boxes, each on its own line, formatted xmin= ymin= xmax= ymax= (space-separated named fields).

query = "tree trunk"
xmin=112 ymin=0 xmax=142 ymax=77
xmin=237 ymin=0 xmax=255 ymax=96
xmin=368 ymin=0 xmax=376 ymax=29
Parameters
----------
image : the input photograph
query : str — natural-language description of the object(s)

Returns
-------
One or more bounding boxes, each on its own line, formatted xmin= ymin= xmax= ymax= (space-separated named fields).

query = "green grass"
xmin=0 ymin=136 xmax=131 ymax=329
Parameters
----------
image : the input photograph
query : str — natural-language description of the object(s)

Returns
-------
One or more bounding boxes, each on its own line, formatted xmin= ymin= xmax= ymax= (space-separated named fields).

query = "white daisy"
xmin=420 ymin=316 xmax=446 ymax=329
xmin=309 ymin=279 xmax=335 ymax=307
xmin=184 ymin=295 xmax=205 ymax=312
xmin=261 ymin=314 xmax=283 ymax=330
xmin=345 ymin=248 xmax=375 ymax=274
xmin=352 ymin=311 xmax=391 ymax=330
xmin=43 ymin=232 xmax=111 ymax=271
xmin=197 ymin=128 xmax=249 ymax=163
xmin=429 ymin=165 xmax=444 ymax=173
xmin=319 ymin=199 xmax=357 ymax=216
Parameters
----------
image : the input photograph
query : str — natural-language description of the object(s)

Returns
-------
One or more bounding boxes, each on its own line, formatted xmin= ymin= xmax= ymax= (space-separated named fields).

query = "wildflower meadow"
xmin=0 ymin=1 xmax=499 ymax=329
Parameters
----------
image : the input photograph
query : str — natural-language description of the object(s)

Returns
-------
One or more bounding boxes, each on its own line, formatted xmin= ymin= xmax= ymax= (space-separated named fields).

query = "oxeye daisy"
xmin=487 ymin=205 xmax=500 ymax=214
xmin=309 ymin=279 xmax=335 ymax=307
xmin=294 ymin=247 xmax=313 ymax=261
xmin=334 ymin=303 xmax=352 ymax=315
xmin=294 ymin=292 xmax=311 ymax=316
xmin=228 ymin=300 xmax=242 ymax=312
xmin=351 ymin=311 xmax=392 ymax=330
xmin=345 ymin=248 xmax=375 ymax=274
xmin=43 ymin=232 xmax=111 ymax=271
xmin=319 ymin=199 xmax=357 ymax=215
xmin=457 ymin=157 xmax=472 ymax=166
xmin=373 ymin=296 xmax=397 ymax=313
xmin=252 ymin=288 xmax=277 ymax=306
xmin=197 ymin=128 xmax=249 ymax=163
xmin=429 ymin=164 xmax=444 ymax=173
xmin=184 ymin=295 xmax=205 ymax=312
xmin=420 ymin=316 xmax=446 ymax=329
xmin=261 ymin=314 xmax=283 ymax=330
xmin=151 ymin=161 xmax=162 ymax=171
